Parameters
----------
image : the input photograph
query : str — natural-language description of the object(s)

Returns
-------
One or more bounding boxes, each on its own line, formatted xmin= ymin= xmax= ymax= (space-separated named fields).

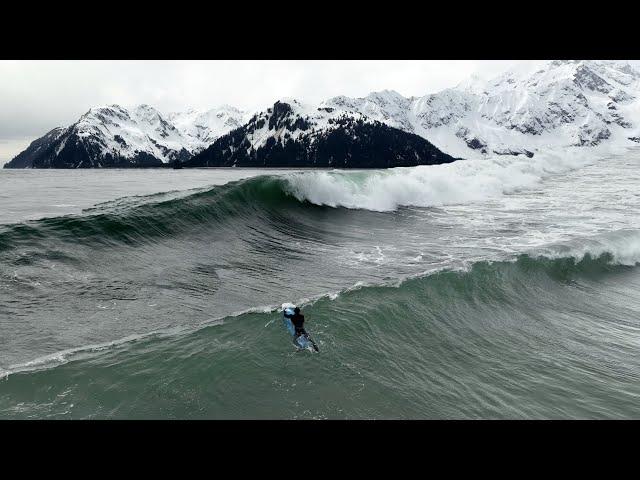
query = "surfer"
xmin=289 ymin=307 xmax=307 ymax=339
xmin=284 ymin=306 xmax=319 ymax=351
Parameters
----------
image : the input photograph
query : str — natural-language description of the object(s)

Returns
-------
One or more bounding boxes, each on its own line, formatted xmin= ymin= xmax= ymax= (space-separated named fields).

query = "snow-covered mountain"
xmin=6 ymin=60 xmax=640 ymax=169
xmin=167 ymin=105 xmax=251 ymax=151
xmin=323 ymin=60 xmax=640 ymax=159
xmin=185 ymin=99 xmax=457 ymax=168
xmin=4 ymin=104 xmax=249 ymax=168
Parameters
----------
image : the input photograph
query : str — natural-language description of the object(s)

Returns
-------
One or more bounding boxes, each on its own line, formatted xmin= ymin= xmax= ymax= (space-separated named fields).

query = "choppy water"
xmin=1 ymin=150 xmax=640 ymax=419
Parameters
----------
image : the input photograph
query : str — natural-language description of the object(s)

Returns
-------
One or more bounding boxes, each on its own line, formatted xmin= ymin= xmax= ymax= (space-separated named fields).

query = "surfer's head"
xmin=294 ymin=307 xmax=300 ymax=314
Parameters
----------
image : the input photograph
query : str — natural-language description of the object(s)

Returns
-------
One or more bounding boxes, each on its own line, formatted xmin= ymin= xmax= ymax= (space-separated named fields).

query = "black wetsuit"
xmin=290 ymin=313 xmax=306 ymax=337
xmin=286 ymin=310 xmax=318 ymax=351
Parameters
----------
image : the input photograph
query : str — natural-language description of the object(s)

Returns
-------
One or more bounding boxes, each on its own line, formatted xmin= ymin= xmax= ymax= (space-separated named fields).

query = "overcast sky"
xmin=3 ymin=59 xmax=634 ymax=166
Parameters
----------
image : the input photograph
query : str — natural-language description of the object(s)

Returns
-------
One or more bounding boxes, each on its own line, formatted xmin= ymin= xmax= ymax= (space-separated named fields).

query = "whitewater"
xmin=1 ymin=148 xmax=640 ymax=418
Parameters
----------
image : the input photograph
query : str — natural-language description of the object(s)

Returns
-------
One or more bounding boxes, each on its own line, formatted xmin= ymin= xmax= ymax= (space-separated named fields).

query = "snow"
xmin=168 ymin=105 xmax=250 ymax=153
xmin=324 ymin=60 xmax=640 ymax=159
xmin=22 ymin=60 xmax=640 ymax=167
xmin=52 ymin=103 xmax=252 ymax=164
xmin=238 ymin=98 xmax=375 ymax=151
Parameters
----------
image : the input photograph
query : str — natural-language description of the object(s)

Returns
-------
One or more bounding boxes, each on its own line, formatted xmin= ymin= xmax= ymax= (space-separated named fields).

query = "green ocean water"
xmin=1 ymin=152 xmax=640 ymax=419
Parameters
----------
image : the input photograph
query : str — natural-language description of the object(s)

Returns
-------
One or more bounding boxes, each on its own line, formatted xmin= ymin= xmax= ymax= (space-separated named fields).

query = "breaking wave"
xmin=283 ymin=151 xmax=594 ymax=211
xmin=0 ymin=152 xmax=598 ymax=252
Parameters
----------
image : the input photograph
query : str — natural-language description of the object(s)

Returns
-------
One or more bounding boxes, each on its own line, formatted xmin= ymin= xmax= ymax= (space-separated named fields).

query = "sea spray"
xmin=282 ymin=150 xmax=596 ymax=211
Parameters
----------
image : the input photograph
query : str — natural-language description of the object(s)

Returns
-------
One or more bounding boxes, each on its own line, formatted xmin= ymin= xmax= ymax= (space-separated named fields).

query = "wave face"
xmin=0 ymin=175 xmax=295 ymax=250
xmin=0 ymin=146 xmax=617 ymax=251
xmin=1 ymin=149 xmax=640 ymax=418
xmin=1 ymin=252 xmax=640 ymax=419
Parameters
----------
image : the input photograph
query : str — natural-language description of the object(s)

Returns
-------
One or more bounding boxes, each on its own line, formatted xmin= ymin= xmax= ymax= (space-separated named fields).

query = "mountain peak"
xmin=216 ymin=104 xmax=243 ymax=113
xmin=7 ymin=60 xmax=640 ymax=170
xmin=275 ymin=97 xmax=303 ymax=106
xmin=367 ymin=89 xmax=405 ymax=100
xmin=83 ymin=104 xmax=126 ymax=116
xmin=131 ymin=104 xmax=166 ymax=122
xmin=456 ymin=73 xmax=488 ymax=94
xmin=132 ymin=103 xmax=160 ymax=113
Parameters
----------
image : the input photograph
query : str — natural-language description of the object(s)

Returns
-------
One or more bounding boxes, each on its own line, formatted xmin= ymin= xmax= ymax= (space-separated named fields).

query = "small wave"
xmin=0 ymin=298 xmax=298 ymax=381
xmin=0 ymin=330 xmax=189 ymax=381
xmin=0 ymin=175 xmax=298 ymax=251
xmin=535 ymin=229 xmax=640 ymax=267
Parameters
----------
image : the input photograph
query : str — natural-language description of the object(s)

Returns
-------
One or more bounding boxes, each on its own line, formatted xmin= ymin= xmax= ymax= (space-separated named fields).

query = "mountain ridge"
xmin=184 ymin=99 xmax=458 ymax=168
xmin=323 ymin=60 xmax=640 ymax=159
xmin=5 ymin=60 xmax=640 ymax=169
xmin=4 ymin=104 xmax=249 ymax=168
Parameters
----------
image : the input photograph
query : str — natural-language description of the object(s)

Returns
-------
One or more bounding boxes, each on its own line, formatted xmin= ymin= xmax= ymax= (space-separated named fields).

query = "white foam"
xmin=536 ymin=229 xmax=640 ymax=266
xmin=1 ymin=300 xmax=307 ymax=380
xmin=281 ymin=148 xmax=603 ymax=212
xmin=0 ymin=331 xmax=166 ymax=380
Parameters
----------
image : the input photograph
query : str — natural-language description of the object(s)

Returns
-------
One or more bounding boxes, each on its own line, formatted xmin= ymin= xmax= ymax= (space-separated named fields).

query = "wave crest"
xmin=282 ymin=152 xmax=593 ymax=211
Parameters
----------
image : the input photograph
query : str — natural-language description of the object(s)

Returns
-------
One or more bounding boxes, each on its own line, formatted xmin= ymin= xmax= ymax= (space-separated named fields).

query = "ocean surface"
xmin=1 ymin=150 xmax=640 ymax=419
